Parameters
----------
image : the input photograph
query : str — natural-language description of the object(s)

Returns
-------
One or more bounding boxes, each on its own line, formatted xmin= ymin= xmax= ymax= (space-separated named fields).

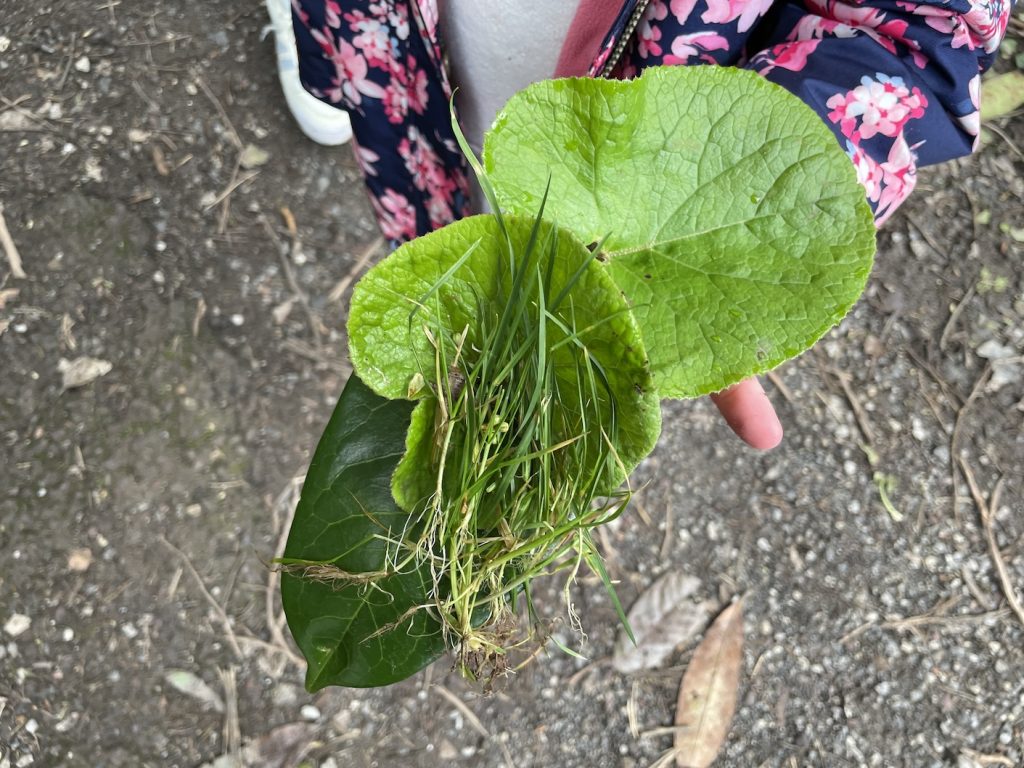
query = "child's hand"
xmin=710 ymin=377 xmax=783 ymax=450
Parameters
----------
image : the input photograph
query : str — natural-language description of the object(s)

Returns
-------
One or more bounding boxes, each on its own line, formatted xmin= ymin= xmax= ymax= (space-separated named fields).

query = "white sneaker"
xmin=264 ymin=0 xmax=353 ymax=146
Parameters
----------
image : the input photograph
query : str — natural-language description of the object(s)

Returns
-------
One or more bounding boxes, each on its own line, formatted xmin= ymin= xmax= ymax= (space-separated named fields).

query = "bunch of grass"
xmin=388 ymin=121 xmax=634 ymax=678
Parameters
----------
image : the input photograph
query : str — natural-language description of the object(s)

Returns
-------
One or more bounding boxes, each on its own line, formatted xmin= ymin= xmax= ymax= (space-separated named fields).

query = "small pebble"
xmin=4 ymin=613 xmax=31 ymax=637
xmin=74 ymin=56 xmax=91 ymax=73
xmin=300 ymin=704 xmax=321 ymax=721
xmin=67 ymin=548 xmax=92 ymax=572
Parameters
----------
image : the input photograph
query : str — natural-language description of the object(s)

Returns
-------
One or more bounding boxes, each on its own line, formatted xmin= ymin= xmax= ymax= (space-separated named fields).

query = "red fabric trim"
xmin=554 ymin=0 xmax=626 ymax=77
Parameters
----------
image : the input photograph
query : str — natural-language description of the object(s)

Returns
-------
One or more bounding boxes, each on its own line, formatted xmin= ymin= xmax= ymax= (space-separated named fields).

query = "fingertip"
xmin=710 ymin=377 xmax=784 ymax=451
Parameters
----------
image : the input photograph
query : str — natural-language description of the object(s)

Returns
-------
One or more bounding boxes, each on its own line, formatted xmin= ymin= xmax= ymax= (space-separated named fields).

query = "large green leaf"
xmin=484 ymin=67 xmax=876 ymax=398
xmin=348 ymin=213 xmax=662 ymax=496
xmin=281 ymin=374 xmax=444 ymax=690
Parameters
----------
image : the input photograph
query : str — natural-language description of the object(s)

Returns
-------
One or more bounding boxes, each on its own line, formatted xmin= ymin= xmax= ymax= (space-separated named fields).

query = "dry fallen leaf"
xmin=613 ymin=572 xmax=713 ymax=674
xmin=164 ymin=670 xmax=225 ymax=712
xmin=981 ymin=71 xmax=1024 ymax=122
xmin=674 ymin=600 xmax=744 ymax=768
xmin=239 ymin=143 xmax=270 ymax=169
xmin=152 ymin=144 xmax=171 ymax=176
xmin=59 ymin=356 xmax=112 ymax=390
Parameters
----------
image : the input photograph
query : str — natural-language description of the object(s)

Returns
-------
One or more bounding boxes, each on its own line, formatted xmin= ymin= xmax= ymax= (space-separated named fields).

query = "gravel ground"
xmin=1 ymin=3 xmax=1022 ymax=767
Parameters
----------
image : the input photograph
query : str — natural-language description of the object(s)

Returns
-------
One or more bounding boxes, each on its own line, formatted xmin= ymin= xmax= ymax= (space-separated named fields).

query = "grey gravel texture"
xmin=1 ymin=2 xmax=1023 ymax=767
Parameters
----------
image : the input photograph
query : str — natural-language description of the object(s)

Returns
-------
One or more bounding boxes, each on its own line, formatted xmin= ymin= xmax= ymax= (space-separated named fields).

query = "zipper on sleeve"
xmin=599 ymin=0 xmax=652 ymax=78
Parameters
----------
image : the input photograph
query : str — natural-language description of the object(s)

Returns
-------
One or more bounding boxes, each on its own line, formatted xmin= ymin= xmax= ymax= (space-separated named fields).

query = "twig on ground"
xmin=961 ymin=563 xmax=995 ymax=611
xmin=916 ymin=370 xmax=952 ymax=436
xmin=0 ymin=203 xmax=26 ymax=279
xmin=192 ymin=297 xmax=207 ymax=338
xmin=985 ymin=122 xmax=1024 ymax=161
xmin=196 ymin=76 xmax=242 ymax=150
xmin=627 ymin=680 xmax=641 ymax=740
xmin=905 ymin=214 xmax=952 ymax=261
xmin=939 ymin=284 xmax=975 ymax=352
xmin=260 ymin=215 xmax=324 ymax=345
xmin=203 ymin=169 xmax=260 ymax=212
xmin=218 ymin=157 xmax=242 ymax=234
xmin=961 ymin=748 xmax=1016 ymax=767
xmin=159 ymin=535 xmax=244 ymax=659
xmin=840 ymin=596 xmax=1009 ymax=644
xmin=218 ymin=667 xmax=242 ymax=762
xmin=280 ymin=338 xmax=351 ymax=374
xmin=949 ymin=364 xmax=991 ymax=522
xmin=958 ymin=461 xmax=1024 ymax=628
xmin=433 ymin=685 xmax=518 ymax=768
xmin=433 ymin=684 xmax=490 ymax=738
xmin=824 ymin=365 xmax=876 ymax=449
xmin=905 ymin=347 xmax=964 ymax=410
xmin=327 ymin=236 xmax=385 ymax=304
xmin=659 ymin=499 xmax=673 ymax=562
xmin=765 ymin=369 xmax=795 ymax=405
xmin=265 ymin=475 xmax=306 ymax=672
xmin=56 ymin=34 xmax=77 ymax=91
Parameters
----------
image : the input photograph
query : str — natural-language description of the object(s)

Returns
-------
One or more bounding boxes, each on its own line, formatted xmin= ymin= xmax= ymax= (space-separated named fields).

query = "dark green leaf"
xmin=281 ymin=374 xmax=445 ymax=690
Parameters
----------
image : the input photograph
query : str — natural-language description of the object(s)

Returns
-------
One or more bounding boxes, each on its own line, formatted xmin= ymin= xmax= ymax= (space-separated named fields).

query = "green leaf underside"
xmin=390 ymin=398 xmax=440 ymax=514
xmin=281 ymin=375 xmax=443 ymax=690
xmin=349 ymin=214 xmax=662 ymax=500
xmin=484 ymin=67 xmax=876 ymax=398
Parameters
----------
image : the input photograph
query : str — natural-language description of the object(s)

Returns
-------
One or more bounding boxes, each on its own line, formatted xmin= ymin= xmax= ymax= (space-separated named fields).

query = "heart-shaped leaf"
xmin=485 ymin=67 xmax=876 ymax=398
xmin=280 ymin=374 xmax=444 ymax=690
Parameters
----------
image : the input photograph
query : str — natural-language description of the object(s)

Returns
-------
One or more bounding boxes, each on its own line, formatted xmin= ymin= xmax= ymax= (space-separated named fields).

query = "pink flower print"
xmin=803 ymin=0 xmax=910 ymax=54
xmin=399 ymin=126 xmax=447 ymax=197
xmin=825 ymin=73 xmax=928 ymax=143
xmin=664 ymin=32 xmax=730 ymax=65
xmin=701 ymin=0 xmax=775 ymax=33
xmin=426 ymin=193 xmax=454 ymax=230
xmin=588 ymin=39 xmax=614 ymax=77
xmin=670 ymin=0 xmax=699 ymax=25
xmin=388 ymin=5 xmax=410 ymax=40
xmin=367 ymin=2 xmax=391 ymax=21
xmin=923 ymin=12 xmax=976 ymax=49
xmin=752 ymin=39 xmax=821 ymax=74
xmin=416 ymin=0 xmax=440 ymax=43
xmin=844 ymin=140 xmax=884 ymax=203
xmin=963 ymin=0 xmax=1010 ymax=54
xmin=373 ymin=188 xmax=417 ymax=242
xmin=875 ymin=134 xmax=917 ymax=224
xmin=382 ymin=58 xmax=428 ymax=124
xmin=310 ymin=30 xmax=386 ymax=107
xmin=789 ymin=15 xmax=855 ymax=40
xmin=352 ymin=18 xmax=392 ymax=68
xmin=352 ymin=138 xmax=380 ymax=178
xmin=290 ymin=0 xmax=308 ymax=26
xmin=637 ymin=2 xmax=668 ymax=59
xmin=323 ymin=0 xmax=342 ymax=29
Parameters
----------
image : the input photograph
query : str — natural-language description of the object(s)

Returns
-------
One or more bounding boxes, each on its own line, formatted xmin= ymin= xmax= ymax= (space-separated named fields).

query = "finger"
xmin=709 ymin=377 xmax=783 ymax=450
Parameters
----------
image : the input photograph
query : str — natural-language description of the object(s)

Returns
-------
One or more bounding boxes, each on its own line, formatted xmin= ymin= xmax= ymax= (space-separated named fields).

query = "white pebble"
xmin=300 ymin=704 xmax=321 ymax=721
xmin=4 ymin=613 xmax=31 ymax=637
xmin=229 ymin=314 xmax=245 ymax=327
xmin=62 ymin=627 xmax=75 ymax=642
xmin=74 ymin=56 xmax=91 ymax=73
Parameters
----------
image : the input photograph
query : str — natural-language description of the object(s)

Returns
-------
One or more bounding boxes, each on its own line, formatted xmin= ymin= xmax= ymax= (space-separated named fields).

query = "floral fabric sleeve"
xmin=292 ymin=0 xmax=470 ymax=244
xmin=626 ymin=0 xmax=1012 ymax=224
